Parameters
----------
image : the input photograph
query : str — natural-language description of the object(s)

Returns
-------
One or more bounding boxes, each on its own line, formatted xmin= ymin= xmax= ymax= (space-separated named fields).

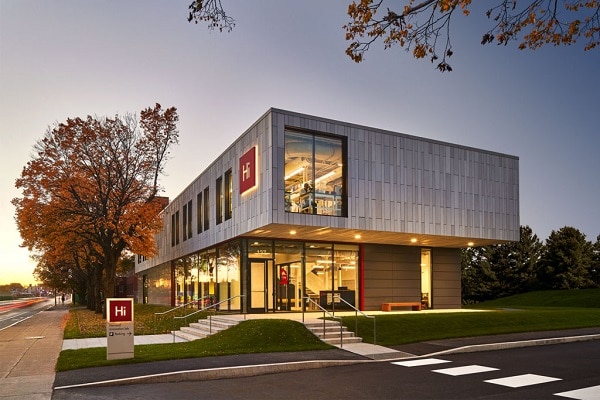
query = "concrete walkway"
xmin=0 ymin=301 xmax=68 ymax=400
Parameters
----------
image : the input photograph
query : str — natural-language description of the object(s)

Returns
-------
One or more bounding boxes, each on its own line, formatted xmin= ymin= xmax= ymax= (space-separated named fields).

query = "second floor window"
xmin=284 ymin=129 xmax=346 ymax=216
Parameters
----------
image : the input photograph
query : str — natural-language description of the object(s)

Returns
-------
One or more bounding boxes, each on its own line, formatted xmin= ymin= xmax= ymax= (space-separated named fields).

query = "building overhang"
xmin=243 ymin=223 xmax=514 ymax=248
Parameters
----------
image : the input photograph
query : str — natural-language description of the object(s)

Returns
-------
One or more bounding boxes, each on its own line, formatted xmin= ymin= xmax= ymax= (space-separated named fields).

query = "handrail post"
xmin=334 ymin=293 xmax=376 ymax=346
xmin=303 ymin=296 xmax=343 ymax=349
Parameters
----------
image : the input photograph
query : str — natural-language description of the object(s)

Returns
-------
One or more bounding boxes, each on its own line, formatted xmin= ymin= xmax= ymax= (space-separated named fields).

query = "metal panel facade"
xmin=272 ymin=109 xmax=519 ymax=242
xmin=137 ymin=109 xmax=519 ymax=279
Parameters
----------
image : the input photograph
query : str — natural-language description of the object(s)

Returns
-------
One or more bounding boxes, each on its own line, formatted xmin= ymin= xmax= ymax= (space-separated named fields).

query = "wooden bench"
xmin=381 ymin=302 xmax=422 ymax=311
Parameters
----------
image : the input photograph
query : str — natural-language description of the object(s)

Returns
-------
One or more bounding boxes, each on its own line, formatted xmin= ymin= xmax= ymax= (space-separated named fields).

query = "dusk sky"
xmin=1 ymin=1 xmax=598 ymax=285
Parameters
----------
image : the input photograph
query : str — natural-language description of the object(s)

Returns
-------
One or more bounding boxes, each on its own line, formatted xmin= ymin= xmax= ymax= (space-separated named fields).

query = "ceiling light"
xmin=411 ymin=238 xmax=418 ymax=243
xmin=284 ymin=166 xmax=304 ymax=180
xmin=315 ymin=171 xmax=335 ymax=183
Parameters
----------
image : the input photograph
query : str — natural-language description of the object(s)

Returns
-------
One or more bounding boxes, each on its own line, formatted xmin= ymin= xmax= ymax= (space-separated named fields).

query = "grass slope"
xmin=467 ymin=288 xmax=600 ymax=309
xmin=57 ymin=319 xmax=332 ymax=371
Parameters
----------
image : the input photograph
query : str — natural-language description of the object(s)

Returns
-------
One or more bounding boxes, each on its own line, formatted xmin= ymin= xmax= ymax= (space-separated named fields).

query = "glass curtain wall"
xmin=171 ymin=241 xmax=241 ymax=310
xmin=198 ymin=249 xmax=217 ymax=306
xmin=217 ymin=241 xmax=241 ymax=310
xmin=284 ymin=130 xmax=345 ymax=216
xmin=303 ymin=243 xmax=359 ymax=311
xmin=170 ymin=240 xmax=356 ymax=312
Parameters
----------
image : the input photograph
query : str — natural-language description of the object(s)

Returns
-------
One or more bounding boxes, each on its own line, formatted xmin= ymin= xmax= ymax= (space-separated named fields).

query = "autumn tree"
xmin=187 ymin=0 xmax=600 ymax=71
xmin=13 ymin=104 xmax=178 ymax=315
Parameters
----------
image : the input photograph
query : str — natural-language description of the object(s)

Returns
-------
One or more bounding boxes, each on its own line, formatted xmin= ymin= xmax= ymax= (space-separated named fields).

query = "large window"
xmin=284 ymin=130 xmax=346 ymax=216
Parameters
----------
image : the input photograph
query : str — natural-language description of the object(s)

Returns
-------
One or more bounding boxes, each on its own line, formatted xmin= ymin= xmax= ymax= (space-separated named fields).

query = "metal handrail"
xmin=335 ymin=294 xmax=377 ymax=345
xmin=172 ymin=295 xmax=246 ymax=341
xmin=302 ymin=296 xmax=344 ymax=348
xmin=153 ymin=298 xmax=205 ymax=334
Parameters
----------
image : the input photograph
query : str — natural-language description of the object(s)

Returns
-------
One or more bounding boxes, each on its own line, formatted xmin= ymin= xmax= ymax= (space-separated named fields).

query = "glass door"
xmin=249 ymin=259 xmax=275 ymax=312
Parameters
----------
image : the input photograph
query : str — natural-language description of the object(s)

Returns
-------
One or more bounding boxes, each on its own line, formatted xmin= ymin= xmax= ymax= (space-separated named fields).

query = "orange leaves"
xmin=487 ymin=0 xmax=600 ymax=52
xmin=413 ymin=43 xmax=428 ymax=58
xmin=344 ymin=0 xmax=599 ymax=71
xmin=13 ymin=105 xmax=179 ymax=295
xmin=344 ymin=0 xmax=465 ymax=70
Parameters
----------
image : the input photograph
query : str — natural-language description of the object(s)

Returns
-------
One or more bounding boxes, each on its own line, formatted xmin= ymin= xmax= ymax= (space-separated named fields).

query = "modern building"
xmin=135 ymin=108 xmax=519 ymax=313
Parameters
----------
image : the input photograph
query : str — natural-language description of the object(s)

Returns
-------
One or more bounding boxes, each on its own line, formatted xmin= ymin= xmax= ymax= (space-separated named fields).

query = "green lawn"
xmin=64 ymin=304 xmax=208 ymax=338
xmin=58 ymin=289 xmax=600 ymax=372
xmin=349 ymin=289 xmax=600 ymax=345
xmin=57 ymin=319 xmax=332 ymax=371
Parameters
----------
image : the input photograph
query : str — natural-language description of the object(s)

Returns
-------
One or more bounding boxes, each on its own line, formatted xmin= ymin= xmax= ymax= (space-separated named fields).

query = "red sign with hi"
xmin=239 ymin=146 xmax=256 ymax=194
xmin=107 ymin=299 xmax=133 ymax=322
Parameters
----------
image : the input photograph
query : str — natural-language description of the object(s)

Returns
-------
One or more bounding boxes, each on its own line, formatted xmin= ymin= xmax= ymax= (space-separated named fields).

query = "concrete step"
xmin=179 ymin=326 xmax=209 ymax=339
xmin=172 ymin=316 xmax=241 ymax=342
xmin=171 ymin=330 xmax=197 ymax=342
xmin=304 ymin=320 xmax=364 ymax=345
xmin=322 ymin=336 xmax=363 ymax=345
xmin=303 ymin=320 xmax=344 ymax=329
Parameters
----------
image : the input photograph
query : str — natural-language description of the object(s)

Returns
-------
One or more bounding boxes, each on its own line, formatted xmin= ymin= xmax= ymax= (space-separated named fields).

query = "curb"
xmin=418 ymin=333 xmax=600 ymax=358
xmin=54 ymin=359 xmax=370 ymax=390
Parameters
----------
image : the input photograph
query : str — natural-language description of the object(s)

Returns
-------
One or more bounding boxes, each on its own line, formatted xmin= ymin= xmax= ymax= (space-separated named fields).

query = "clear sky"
xmin=1 ymin=1 xmax=599 ymax=286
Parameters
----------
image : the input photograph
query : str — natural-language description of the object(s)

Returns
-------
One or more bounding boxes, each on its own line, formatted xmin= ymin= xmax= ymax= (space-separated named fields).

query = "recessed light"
xmin=289 ymin=230 xmax=296 ymax=235
xmin=411 ymin=238 xmax=418 ymax=243
xmin=354 ymin=234 xmax=361 ymax=239
xmin=467 ymin=242 xmax=474 ymax=247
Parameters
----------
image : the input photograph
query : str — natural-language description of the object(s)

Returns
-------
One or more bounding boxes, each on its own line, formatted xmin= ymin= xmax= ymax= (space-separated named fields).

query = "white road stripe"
xmin=555 ymin=385 xmax=600 ymax=400
xmin=485 ymin=374 xmax=562 ymax=388
xmin=433 ymin=365 xmax=499 ymax=376
xmin=391 ymin=358 xmax=452 ymax=367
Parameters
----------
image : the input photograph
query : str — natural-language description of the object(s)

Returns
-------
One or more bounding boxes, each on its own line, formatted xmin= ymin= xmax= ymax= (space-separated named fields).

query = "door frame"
xmin=248 ymin=258 xmax=275 ymax=313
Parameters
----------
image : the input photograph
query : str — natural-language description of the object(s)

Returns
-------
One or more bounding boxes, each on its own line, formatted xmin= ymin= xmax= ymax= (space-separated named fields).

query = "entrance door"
xmin=249 ymin=259 xmax=275 ymax=312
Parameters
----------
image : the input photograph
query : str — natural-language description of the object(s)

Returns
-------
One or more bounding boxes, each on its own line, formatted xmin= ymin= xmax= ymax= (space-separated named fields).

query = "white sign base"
xmin=106 ymin=321 xmax=134 ymax=360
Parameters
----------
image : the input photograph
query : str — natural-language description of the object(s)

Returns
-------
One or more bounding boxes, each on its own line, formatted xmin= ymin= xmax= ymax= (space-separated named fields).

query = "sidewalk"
xmin=0 ymin=300 xmax=68 ymax=400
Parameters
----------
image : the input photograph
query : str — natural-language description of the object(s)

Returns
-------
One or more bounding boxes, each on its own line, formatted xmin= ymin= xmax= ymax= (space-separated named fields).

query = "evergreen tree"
xmin=462 ymin=225 xmax=543 ymax=302
xmin=590 ymin=235 xmax=600 ymax=287
xmin=537 ymin=227 xmax=594 ymax=289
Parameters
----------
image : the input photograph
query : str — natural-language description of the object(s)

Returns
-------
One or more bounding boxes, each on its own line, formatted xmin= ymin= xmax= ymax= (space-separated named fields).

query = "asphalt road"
xmin=0 ymin=297 xmax=56 ymax=331
xmin=52 ymin=340 xmax=600 ymax=399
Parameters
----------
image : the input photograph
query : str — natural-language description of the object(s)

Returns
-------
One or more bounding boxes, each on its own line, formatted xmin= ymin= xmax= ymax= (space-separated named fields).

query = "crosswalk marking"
xmin=485 ymin=374 xmax=562 ymax=388
xmin=390 ymin=358 xmax=598 ymax=397
xmin=554 ymin=385 xmax=600 ymax=400
xmin=391 ymin=358 xmax=452 ymax=367
xmin=433 ymin=365 xmax=499 ymax=376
